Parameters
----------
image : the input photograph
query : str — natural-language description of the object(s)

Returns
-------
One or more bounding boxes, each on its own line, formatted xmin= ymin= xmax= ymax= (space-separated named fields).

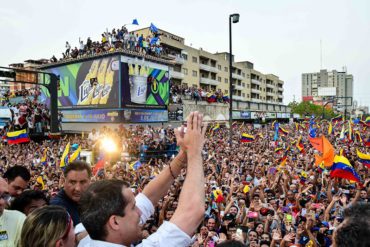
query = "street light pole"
xmin=229 ymin=13 xmax=239 ymax=145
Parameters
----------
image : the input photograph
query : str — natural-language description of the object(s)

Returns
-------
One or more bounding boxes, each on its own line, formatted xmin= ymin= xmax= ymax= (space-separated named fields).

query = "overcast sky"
xmin=1 ymin=0 xmax=369 ymax=107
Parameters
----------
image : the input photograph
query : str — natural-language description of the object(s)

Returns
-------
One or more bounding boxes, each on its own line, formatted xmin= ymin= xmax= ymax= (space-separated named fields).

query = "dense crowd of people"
xmin=52 ymin=25 xmax=170 ymax=63
xmin=170 ymin=85 xmax=229 ymax=104
xmin=0 ymin=99 xmax=368 ymax=246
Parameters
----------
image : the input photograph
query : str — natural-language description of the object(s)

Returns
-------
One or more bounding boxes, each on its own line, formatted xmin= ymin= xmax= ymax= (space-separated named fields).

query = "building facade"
xmin=302 ymin=69 xmax=353 ymax=113
xmin=133 ymin=27 xmax=284 ymax=108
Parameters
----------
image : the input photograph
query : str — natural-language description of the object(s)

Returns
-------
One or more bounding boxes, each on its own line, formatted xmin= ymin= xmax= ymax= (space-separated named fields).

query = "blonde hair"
xmin=19 ymin=205 xmax=71 ymax=247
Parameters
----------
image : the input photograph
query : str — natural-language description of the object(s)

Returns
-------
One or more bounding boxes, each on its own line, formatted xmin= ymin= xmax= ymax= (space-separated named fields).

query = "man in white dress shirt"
xmin=79 ymin=111 xmax=207 ymax=246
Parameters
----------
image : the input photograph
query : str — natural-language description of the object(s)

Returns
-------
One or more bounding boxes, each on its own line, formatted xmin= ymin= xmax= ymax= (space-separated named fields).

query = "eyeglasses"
xmin=0 ymin=194 xmax=11 ymax=202
xmin=60 ymin=214 xmax=72 ymax=240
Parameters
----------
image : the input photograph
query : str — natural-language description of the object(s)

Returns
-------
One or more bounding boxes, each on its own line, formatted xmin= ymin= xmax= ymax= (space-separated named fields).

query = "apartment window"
xmin=225 ymin=78 xmax=228 ymax=83
xmin=242 ymin=83 xmax=245 ymax=87
xmin=247 ymin=94 xmax=250 ymax=98
xmin=242 ymin=93 xmax=245 ymax=97
xmin=183 ymin=68 xmax=188 ymax=75
xmin=192 ymin=56 xmax=197 ymax=63
xmin=247 ymin=84 xmax=249 ymax=88
xmin=218 ymin=65 xmax=221 ymax=70
xmin=182 ymin=54 xmax=188 ymax=60
xmin=225 ymin=90 xmax=228 ymax=94
xmin=263 ymin=88 xmax=266 ymax=92
xmin=192 ymin=70 xmax=197 ymax=77
xmin=218 ymin=76 xmax=221 ymax=82
xmin=224 ymin=67 xmax=228 ymax=72
xmin=242 ymin=73 xmax=245 ymax=77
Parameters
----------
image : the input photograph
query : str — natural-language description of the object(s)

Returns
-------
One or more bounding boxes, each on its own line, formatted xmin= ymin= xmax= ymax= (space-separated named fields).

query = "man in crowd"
xmin=3 ymin=166 xmax=30 ymax=197
xmin=50 ymin=160 xmax=91 ymax=226
xmin=0 ymin=177 xmax=25 ymax=246
xmin=79 ymin=111 xmax=207 ymax=246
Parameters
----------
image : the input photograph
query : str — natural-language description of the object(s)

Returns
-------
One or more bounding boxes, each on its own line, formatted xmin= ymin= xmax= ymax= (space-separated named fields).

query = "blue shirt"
xmin=50 ymin=189 xmax=80 ymax=226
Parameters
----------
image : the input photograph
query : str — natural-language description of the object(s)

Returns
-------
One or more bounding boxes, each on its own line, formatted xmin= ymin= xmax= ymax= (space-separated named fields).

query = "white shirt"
xmin=78 ymin=194 xmax=192 ymax=247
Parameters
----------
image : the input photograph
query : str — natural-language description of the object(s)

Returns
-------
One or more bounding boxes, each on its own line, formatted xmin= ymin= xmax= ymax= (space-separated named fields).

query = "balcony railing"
xmin=199 ymin=63 xmax=219 ymax=73
xmin=278 ymin=94 xmax=283 ymax=99
xmin=267 ymin=92 xmax=275 ymax=97
xmin=278 ymin=87 xmax=283 ymax=92
xmin=232 ymin=73 xmax=243 ymax=80
xmin=233 ymin=84 xmax=243 ymax=90
xmin=170 ymin=70 xmax=184 ymax=80
xmin=174 ymin=56 xmax=184 ymax=64
xmin=233 ymin=95 xmax=243 ymax=101
xmin=251 ymin=98 xmax=262 ymax=103
xmin=266 ymin=83 xmax=274 ymax=89
xmin=251 ymin=88 xmax=261 ymax=94
xmin=251 ymin=79 xmax=261 ymax=86
xmin=200 ymin=77 xmax=219 ymax=86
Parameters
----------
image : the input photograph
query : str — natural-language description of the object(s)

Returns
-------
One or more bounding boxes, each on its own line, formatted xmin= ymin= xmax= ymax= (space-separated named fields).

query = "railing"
xmin=233 ymin=84 xmax=243 ymax=90
xmin=199 ymin=64 xmax=219 ymax=73
xmin=251 ymin=88 xmax=261 ymax=94
xmin=232 ymin=73 xmax=243 ymax=80
xmin=170 ymin=70 xmax=184 ymax=79
xmin=266 ymin=83 xmax=274 ymax=89
xmin=251 ymin=79 xmax=261 ymax=86
xmin=233 ymin=95 xmax=243 ymax=101
xmin=267 ymin=92 xmax=275 ymax=97
xmin=200 ymin=77 xmax=219 ymax=86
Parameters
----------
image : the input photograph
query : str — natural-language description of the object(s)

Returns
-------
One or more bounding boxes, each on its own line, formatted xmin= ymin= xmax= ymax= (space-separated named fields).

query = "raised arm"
xmin=170 ymin=112 xmax=208 ymax=236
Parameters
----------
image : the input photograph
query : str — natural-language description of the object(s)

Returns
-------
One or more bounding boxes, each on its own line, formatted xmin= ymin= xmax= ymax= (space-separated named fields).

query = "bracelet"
xmin=169 ymin=165 xmax=176 ymax=179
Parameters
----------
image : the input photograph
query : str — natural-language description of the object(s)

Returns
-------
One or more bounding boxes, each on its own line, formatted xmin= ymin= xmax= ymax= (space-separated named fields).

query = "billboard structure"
xmin=41 ymin=56 xmax=120 ymax=108
xmin=40 ymin=53 xmax=171 ymax=123
xmin=120 ymin=56 xmax=169 ymax=106
xmin=318 ymin=87 xmax=336 ymax=97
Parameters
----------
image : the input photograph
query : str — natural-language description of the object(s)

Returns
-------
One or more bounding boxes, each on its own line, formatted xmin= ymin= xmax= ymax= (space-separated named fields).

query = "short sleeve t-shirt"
xmin=0 ymin=210 xmax=26 ymax=247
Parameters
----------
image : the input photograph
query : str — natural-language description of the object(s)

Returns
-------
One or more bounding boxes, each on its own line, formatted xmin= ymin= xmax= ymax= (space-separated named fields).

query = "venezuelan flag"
xmin=256 ymin=133 xmax=263 ymax=139
xmin=60 ymin=142 xmax=70 ymax=170
xmin=297 ymin=142 xmax=305 ymax=154
xmin=48 ymin=132 xmax=61 ymax=139
xmin=212 ymin=124 xmax=220 ymax=133
xmin=272 ymin=120 xmax=277 ymax=129
xmin=356 ymin=149 xmax=370 ymax=168
xmin=330 ymin=155 xmax=361 ymax=184
xmin=210 ymin=189 xmax=224 ymax=203
xmin=232 ymin=121 xmax=237 ymax=129
xmin=36 ymin=176 xmax=45 ymax=190
xmin=291 ymin=140 xmax=297 ymax=145
xmin=7 ymin=129 xmax=30 ymax=144
xmin=240 ymin=122 xmax=244 ymax=129
xmin=275 ymin=147 xmax=283 ymax=153
xmin=130 ymin=161 xmax=142 ymax=170
xmin=295 ymin=122 xmax=299 ymax=131
xmin=206 ymin=92 xmax=215 ymax=103
xmin=41 ymin=149 xmax=47 ymax=165
xmin=223 ymin=94 xmax=229 ymax=103
xmin=328 ymin=122 xmax=334 ymax=135
xmin=243 ymin=185 xmax=250 ymax=195
xmin=241 ymin=133 xmax=255 ymax=142
xmin=305 ymin=116 xmax=311 ymax=121
xmin=69 ymin=146 xmax=81 ymax=164
xmin=278 ymin=126 xmax=289 ymax=136
xmin=299 ymin=171 xmax=307 ymax=185
xmin=355 ymin=131 xmax=363 ymax=143
xmin=332 ymin=115 xmax=343 ymax=123
xmin=317 ymin=162 xmax=324 ymax=173
xmin=340 ymin=126 xmax=345 ymax=142
xmin=365 ymin=116 xmax=370 ymax=124
xmin=365 ymin=138 xmax=370 ymax=147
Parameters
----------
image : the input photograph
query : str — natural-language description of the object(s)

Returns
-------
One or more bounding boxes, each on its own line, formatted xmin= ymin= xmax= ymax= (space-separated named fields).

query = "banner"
xmin=124 ymin=109 xmax=168 ymax=123
xmin=121 ymin=61 xmax=169 ymax=106
xmin=61 ymin=109 xmax=123 ymax=123
xmin=241 ymin=111 xmax=251 ymax=119
xmin=41 ymin=56 xmax=120 ymax=108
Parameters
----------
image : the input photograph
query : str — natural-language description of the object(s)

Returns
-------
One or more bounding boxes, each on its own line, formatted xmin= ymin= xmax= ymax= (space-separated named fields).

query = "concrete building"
xmin=133 ymin=27 xmax=284 ymax=108
xmin=8 ymin=59 xmax=48 ymax=91
xmin=302 ymin=69 xmax=353 ymax=113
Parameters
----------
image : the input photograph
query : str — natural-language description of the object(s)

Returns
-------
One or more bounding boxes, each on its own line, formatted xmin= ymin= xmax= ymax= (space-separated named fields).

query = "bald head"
xmin=0 ymin=177 xmax=9 ymax=216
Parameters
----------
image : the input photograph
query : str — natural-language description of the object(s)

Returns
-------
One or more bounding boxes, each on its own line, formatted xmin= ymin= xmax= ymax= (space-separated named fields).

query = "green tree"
xmin=288 ymin=101 xmax=336 ymax=120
